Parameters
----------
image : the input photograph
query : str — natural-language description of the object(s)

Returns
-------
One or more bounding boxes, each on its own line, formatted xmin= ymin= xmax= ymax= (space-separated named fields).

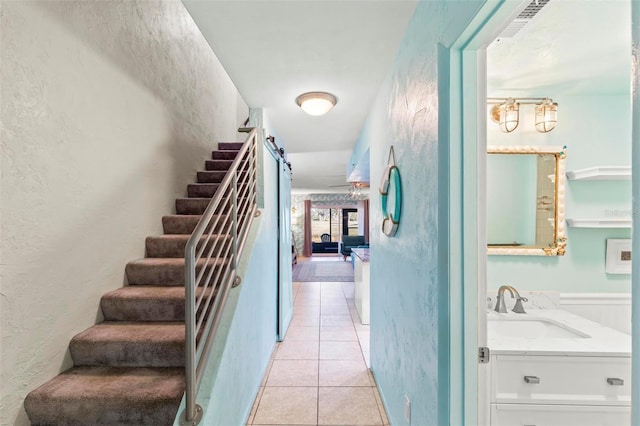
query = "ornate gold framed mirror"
xmin=487 ymin=146 xmax=566 ymax=256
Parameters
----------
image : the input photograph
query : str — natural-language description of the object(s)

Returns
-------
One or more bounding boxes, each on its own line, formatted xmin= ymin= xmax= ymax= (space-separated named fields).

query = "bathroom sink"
xmin=488 ymin=316 xmax=590 ymax=339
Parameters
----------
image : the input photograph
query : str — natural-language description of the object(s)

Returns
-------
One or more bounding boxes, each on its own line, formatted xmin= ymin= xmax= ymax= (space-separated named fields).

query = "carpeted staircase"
xmin=24 ymin=142 xmax=244 ymax=425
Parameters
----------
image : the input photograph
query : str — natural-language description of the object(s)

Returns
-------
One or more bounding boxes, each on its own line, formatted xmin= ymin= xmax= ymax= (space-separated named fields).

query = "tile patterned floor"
xmin=247 ymin=257 xmax=388 ymax=426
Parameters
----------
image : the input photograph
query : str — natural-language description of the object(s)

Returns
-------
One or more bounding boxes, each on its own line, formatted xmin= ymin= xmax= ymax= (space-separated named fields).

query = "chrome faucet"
xmin=494 ymin=285 xmax=528 ymax=314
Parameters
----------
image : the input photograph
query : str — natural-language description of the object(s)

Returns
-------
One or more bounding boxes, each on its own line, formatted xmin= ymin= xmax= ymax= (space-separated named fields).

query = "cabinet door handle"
xmin=607 ymin=377 xmax=624 ymax=386
xmin=524 ymin=375 xmax=540 ymax=384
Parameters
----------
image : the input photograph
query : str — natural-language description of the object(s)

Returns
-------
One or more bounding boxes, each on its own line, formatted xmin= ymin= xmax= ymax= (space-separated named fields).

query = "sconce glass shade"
xmin=295 ymin=92 xmax=337 ymax=116
xmin=489 ymin=104 xmax=501 ymax=123
xmin=498 ymin=99 xmax=519 ymax=133
xmin=535 ymin=99 xmax=558 ymax=133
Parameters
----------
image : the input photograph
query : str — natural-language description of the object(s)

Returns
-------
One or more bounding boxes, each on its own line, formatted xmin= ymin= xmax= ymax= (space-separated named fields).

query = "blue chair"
xmin=341 ymin=235 xmax=366 ymax=261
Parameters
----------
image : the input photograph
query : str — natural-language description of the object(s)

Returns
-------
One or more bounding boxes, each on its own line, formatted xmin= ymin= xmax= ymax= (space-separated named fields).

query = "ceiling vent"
xmin=496 ymin=0 xmax=551 ymax=40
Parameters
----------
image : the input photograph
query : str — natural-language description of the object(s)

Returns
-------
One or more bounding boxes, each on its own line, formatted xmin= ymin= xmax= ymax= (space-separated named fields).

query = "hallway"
xmin=246 ymin=257 xmax=388 ymax=425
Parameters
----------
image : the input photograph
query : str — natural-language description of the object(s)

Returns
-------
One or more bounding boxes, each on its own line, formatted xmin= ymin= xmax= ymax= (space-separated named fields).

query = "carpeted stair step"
xmin=205 ymin=159 xmax=234 ymax=171
xmin=145 ymin=234 xmax=229 ymax=258
xmin=197 ymin=170 xmax=248 ymax=184
xmin=161 ymin=215 xmax=202 ymax=234
xmin=175 ymin=198 xmax=247 ymax=216
xmin=162 ymin=214 xmax=229 ymax=235
xmin=175 ymin=198 xmax=211 ymax=215
xmin=218 ymin=142 xmax=243 ymax=150
xmin=69 ymin=322 xmax=184 ymax=367
xmin=197 ymin=170 xmax=227 ymax=183
xmin=24 ymin=366 xmax=184 ymax=425
xmin=187 ymin=183 xmax=220 ymax=198
xmin=176 ymin=195 xmax=251 ymax=216
xmin=211 ymin=150 xmax=238 ymax=160
xmin=101 ymin=286 xmax=214 ymax=322
xmin=125 ymin=258 xmax=226 ymax=286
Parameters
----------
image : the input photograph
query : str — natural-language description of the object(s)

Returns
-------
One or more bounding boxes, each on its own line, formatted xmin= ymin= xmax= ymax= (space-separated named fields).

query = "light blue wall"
xmin=196 ymin=200 xmax=278 ymax=424
xmin=348 ymin=119 xmax=371 ymax=181
xmin=487 ymin=95 xmax=632 ymax=293
xmin=357 ymin=1 xmax=485 ymax=424
xmin=349 ymin=121 xmax=370 ymax=175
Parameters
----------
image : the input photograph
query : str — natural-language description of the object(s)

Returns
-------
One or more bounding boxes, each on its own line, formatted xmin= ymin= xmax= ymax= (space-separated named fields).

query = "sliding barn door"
xmin=277 ymin=157 xmax=293 ymax=341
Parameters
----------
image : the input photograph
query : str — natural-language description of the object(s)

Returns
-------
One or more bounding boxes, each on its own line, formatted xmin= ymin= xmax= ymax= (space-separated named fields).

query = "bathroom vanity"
xmin=488 ymin=309 xmax=631 ymax=426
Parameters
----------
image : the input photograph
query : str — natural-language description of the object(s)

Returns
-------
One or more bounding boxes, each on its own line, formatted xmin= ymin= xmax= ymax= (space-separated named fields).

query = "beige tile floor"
xmin=247 ymin=257 xmax=388 ymax=426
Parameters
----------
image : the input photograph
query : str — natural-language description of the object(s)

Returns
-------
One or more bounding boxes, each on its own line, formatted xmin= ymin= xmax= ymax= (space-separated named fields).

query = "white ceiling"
xmin=487 ymin=0 xmax=630 ymax=96
xmin=288 ymin=149 xmax=353 ymax=193
xmin=182 ymin=0 xmax=418 ymax=193
xmin=183 ymin=0 xmax=631 ymax=193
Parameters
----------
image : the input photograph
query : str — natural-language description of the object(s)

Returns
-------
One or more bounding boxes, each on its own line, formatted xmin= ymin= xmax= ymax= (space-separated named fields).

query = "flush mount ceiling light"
xmin=488 ymin=97 xmax=558 ymax=133
xmin=295 ymin=91 xmax=337 ymax=116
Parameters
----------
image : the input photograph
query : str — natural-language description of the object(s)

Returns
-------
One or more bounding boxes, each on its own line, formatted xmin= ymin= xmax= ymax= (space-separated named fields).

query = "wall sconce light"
xmin=488 ymin=97 xmax=558 ymax=133
xmin=535 ymin=98 xmax=558 ymax=133
xmin=497 ymin=98 xmax=520 ymax=133
xmin=295 ymin=91 xmax=337 ymax=116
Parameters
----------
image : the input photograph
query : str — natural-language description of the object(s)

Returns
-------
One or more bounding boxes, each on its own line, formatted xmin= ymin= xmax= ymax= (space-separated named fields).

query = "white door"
xmin=277 ymin=157 xmax=293 ymax=341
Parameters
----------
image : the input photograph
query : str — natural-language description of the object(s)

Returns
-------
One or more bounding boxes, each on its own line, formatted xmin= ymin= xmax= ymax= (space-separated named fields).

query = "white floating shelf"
xmin=566 ymin=218 xmax=632 ymax=228
xmin=566 ymin=166 xmax=631 ymax=180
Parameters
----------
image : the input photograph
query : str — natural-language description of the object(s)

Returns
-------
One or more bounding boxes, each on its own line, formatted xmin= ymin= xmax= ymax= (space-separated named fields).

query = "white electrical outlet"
xmin=404 ymin=394 xmax=411 ymax=424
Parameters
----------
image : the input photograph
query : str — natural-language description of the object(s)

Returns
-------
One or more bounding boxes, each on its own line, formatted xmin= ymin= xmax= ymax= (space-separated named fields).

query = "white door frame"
xmin=446 ymin=1 xmax=529 ymax=424
xmin=630 ymin=2 xmax=639 ymax=424
xmin=449 ymin=1 xmax=639 ymax=425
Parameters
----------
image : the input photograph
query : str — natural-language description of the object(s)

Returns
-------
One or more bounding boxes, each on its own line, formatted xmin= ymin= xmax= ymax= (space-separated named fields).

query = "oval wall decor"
xmin=379 ymin=146 xmax=402 ymax=237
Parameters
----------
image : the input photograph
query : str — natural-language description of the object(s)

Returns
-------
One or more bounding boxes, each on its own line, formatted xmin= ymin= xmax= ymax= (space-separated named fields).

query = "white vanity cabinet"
xmin=491 ymin=404 xmax=630 ymax=426
xmin=490 ymin=354 xmax=631 ymax=426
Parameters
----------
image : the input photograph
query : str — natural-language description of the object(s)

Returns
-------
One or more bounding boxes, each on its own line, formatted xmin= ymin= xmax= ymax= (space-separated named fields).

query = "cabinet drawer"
xmin=491 ymin=403 xmax=630 ymax=426
xmin=491 ymin=355 xmax=631 ymax=405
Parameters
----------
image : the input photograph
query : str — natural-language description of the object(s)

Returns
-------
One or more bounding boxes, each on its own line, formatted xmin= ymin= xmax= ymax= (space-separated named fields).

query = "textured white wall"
xmin=0 ymin=1 xmax=248 ymax=424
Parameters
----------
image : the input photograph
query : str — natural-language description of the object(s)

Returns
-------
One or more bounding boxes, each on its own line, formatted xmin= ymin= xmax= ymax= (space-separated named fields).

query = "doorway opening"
xmin=310 ymin=207 xmax=360 ymax=254
xmin=450 ymin=0 xmax=636 ymax=424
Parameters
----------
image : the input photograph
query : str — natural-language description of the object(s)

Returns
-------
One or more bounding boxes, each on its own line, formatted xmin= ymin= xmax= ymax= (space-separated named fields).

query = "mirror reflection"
xmin=487 ymin=147 xmax=566 ymax=256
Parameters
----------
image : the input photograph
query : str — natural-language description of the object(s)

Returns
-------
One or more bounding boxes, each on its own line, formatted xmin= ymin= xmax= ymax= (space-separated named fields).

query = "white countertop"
xmin=351 ymin=247 xmax=369 ymax=262
xmin=488 ymin=309 xmax=631 ymax=357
